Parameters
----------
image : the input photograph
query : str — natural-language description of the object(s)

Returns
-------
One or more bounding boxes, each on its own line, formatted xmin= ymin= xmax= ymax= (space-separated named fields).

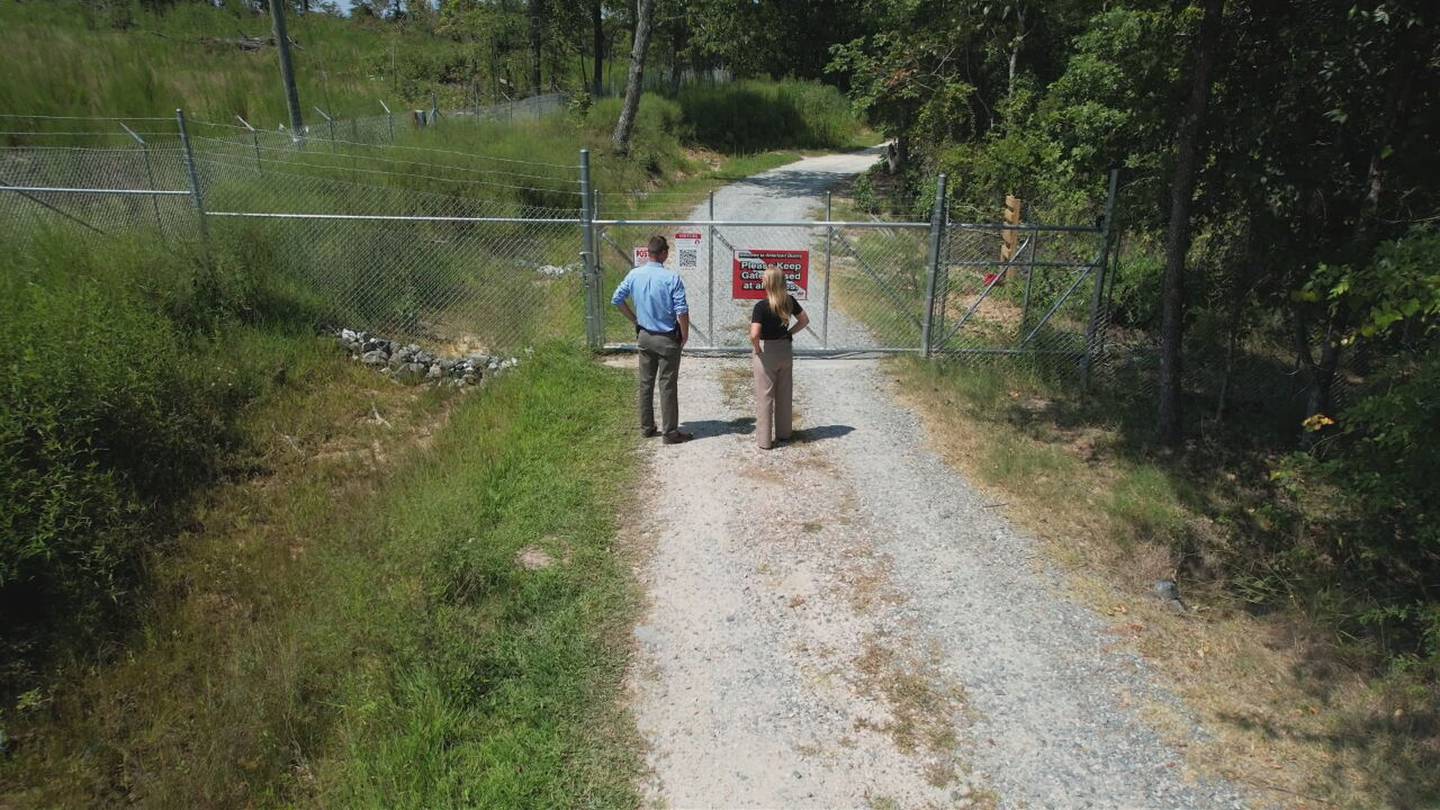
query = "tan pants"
xmin=752 ymin=339 xmax=793 ymax=448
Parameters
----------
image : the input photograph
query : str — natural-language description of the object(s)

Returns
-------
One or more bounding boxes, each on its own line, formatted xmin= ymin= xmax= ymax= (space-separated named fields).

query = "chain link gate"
xmin=583 ymin=169 xmax=1119 ymax=377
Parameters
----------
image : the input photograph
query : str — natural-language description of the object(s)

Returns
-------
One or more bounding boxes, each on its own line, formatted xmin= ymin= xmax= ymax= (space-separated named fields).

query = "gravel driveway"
xmin=623 ymin=152 xmax=1246 ymax=809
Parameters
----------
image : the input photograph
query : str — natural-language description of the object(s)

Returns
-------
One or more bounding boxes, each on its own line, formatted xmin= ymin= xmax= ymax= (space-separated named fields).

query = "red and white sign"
xmin=673 ymin=230 xmax=703 ymax=270
xmin=733 ymin=249 xmax=809 ymax=300
xmin=634 ymin=230 xmax=704 ymax=270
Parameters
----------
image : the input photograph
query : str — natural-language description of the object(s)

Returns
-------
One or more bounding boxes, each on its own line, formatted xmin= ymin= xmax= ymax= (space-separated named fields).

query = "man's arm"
xmin=672 ymin=278 xmax=690 ymax=346
xmin=611 ymin=272 xmax=634 ymax=310
xmin=617 ymin=301 xmax=637 ymax=326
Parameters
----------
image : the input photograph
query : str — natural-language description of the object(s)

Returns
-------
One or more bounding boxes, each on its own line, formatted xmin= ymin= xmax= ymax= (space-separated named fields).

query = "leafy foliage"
xmin=826 ymin=0 xmax=1440 ymax=672
xmin=678 ymin=80 xmax=862 ymax=152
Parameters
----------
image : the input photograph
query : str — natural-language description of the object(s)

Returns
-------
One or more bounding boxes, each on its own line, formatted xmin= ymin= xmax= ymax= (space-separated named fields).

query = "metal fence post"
xmin=119 ymin=122 xmax=164 ymax=234
xmin=920 ymin=174 xmax=948 ymax=357
xmin=707 ymin=190 xmax=715 ymax=349
xmin=822 ymin=190 xmax=833 ymax=349
xmin=1081 ymin=167 xmax=1121 ymax=389
xmin=314 ymin=107 xmax=337 ymax=152
xmin=579 ymin=149 xmax=601 ymax=350
xmin=1019 ymin=230 xmax=1040 ymax=342
xmin=174 ymin=109 xmax=208 ymax=246
xmin=380 ymin=99 xmax=394 ymax=143
xmin=235 ymin=115 xmax=262 ymax=173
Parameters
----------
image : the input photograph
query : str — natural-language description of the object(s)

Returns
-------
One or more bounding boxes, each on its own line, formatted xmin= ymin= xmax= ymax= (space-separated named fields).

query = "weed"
xmin=0 ymin=347 xmax=646 ymax=806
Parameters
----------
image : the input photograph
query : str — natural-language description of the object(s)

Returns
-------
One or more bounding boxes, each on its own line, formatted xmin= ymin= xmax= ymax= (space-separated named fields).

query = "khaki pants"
xmin=752 ymin=339 xmax=793 ymax=448
xmin=637 ymin=330 xmax=682 ymax=434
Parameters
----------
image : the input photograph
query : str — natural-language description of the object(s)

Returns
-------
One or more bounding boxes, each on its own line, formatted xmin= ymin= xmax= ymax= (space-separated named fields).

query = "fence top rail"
xmin=1 ymin=185 xmax=191 ymax=197
xmin=593 ymin=218 xmax=1104 ymax=232
xmin=206 ymin=210 xmax=582 ymax=225
xmin=592 ymin=218 xmax=933 ymax=229
xmin=950 ymin=221 xmax=1103 ymax=234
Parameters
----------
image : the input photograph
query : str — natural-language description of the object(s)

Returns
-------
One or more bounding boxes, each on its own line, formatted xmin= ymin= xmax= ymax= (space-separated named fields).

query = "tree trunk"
xmin=1293 ymin=302 xmax=1344 ymax=447
xmin=591 ymin=0 xmax=604 ymax=97
xmin=1296 ymin=31 xmax=1414 ymax=433
xmin=528 ymin=0 xmax=543 ymax=94
xmin=1006 ymin=7 xmax=1025 ymax=101
xmin=669 ymin=21 xmax=686 ymax=95
xmin=1157 ymin=0 xmax=1224 ymax=448
xmin=611 ymin=0 xmax=656 ymax=154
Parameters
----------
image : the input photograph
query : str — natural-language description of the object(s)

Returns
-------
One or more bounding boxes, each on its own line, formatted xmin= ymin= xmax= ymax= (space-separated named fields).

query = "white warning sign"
xmin=674 ymin=230 xmax=703 ymax=271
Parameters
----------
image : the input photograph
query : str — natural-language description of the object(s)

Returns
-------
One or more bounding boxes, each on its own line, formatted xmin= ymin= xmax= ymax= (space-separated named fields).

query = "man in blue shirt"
xmin=612 ymin=235 xmax=693 ymax=443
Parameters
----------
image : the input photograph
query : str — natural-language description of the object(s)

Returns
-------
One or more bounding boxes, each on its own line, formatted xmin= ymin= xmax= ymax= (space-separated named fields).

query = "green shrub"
xmin=0 ymin=228 xmax=312 ymax=693
xmin=678 ymin=79 xmax=861 ymax=153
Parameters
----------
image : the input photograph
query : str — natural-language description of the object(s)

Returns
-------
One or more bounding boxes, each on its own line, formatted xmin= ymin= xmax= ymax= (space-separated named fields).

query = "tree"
xmin=591 ymin=0 xmax=604 ymax=96
xmin=828 ymin=3 xmax=978 ymax=174
xmin=528 ymin=0 xmax=543 ymax=93
xmin=611 ymin=0 xmax=655 ymax=154
xmin=1157 ymin=0 xmax=1224 ymax=447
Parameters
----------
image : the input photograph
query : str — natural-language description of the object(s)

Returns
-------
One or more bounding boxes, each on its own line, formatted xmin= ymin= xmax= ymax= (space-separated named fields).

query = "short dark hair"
xmin=647 ymin=235 xmax=669 ymax=256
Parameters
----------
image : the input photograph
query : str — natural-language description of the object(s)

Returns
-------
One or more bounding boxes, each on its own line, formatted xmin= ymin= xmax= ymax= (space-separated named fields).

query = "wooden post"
xmin=1001 ymin=194 xmax=1022 ymax=282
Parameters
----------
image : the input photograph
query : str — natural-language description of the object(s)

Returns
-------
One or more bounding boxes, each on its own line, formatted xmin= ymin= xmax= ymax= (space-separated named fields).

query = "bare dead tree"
xmin=611 ymin=0 xmax=655 ymax=154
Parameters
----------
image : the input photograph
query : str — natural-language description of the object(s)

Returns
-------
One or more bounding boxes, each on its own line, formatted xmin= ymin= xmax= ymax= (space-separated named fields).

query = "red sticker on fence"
xmin=732 ymin=249 xmax=809 ymax=300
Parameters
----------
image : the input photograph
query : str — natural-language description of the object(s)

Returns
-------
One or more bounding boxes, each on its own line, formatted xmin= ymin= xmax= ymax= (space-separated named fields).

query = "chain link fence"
xmin=3 ymin=116 xmax=1127 ymax=379
xmin=2 ymin=107 xmax=584 ymax=355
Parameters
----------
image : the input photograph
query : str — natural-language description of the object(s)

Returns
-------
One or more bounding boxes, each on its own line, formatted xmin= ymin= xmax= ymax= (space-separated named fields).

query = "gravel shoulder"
xmin=622 ymin=152 xmax=1246 ymax=809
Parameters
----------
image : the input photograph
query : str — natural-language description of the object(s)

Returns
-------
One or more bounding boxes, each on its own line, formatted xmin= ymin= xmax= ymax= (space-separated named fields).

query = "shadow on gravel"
xmin=739 ymin=170 xmax=856 ymax=197
xmin=686 ymin=417 xmax=756 ymax=439
xmin=790 ymin=424 xmax=855 ymax=443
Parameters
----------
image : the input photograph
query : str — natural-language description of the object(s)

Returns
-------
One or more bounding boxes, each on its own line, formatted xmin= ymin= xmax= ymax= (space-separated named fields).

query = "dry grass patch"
xmin=890 ymin=356 xmax=1438 ymax=808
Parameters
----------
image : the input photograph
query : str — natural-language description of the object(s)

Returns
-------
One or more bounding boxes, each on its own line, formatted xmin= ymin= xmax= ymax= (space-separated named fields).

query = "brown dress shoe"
xmin=662 ymin=430 xmax=693 ymax=444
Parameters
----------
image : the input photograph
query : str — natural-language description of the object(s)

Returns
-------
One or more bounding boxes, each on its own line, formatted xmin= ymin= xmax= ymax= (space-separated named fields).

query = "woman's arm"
xmin=788 ymin=310 xmax=810 ymax=337
xmin=750 ymin=322 xmax=763 ymax=354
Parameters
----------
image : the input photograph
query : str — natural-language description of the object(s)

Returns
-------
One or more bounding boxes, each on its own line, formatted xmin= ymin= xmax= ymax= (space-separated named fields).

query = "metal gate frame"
xmin=580 ymin=168 xmax=1120 ymax=374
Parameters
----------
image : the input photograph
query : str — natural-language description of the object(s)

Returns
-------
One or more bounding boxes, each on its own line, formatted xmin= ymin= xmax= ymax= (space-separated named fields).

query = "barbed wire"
xmin=191 ymin=152 xmax=580 ymax=218
xmin=0 ymin=113 xmax=175 ymax=121
xmin=189 ymin=134 xmax=579 ymax=186
xmin=191 ymin=148 xmax=583 ymax=198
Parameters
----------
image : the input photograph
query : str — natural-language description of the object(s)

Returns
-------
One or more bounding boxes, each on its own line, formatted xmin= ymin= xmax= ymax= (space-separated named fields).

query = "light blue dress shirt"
xmin=611 ymin=262 xmax=689 ymax=333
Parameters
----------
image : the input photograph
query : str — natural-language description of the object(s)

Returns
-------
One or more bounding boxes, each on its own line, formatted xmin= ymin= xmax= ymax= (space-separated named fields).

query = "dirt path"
xmin=623 ymin=154 xmax=1246 ymax=809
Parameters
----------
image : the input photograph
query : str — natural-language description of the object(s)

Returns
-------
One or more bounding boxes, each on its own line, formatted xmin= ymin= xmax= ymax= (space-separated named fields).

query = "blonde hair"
xmin=763 ymin=266 xmax=792 ymax=321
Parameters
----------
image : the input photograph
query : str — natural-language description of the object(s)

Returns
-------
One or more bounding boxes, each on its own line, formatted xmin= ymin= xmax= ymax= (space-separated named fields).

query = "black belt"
xmin=637 ymin=325 xmax=682 ymax=340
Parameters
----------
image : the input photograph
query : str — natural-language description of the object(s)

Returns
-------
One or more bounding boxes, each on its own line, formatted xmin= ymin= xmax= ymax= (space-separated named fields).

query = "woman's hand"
xmin=750 ymin=322 xmax=763 ymax=355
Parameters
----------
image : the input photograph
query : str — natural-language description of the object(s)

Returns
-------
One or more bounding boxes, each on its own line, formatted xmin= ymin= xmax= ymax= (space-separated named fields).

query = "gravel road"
xmin=623 ymin=152 xmax=1247 ymax=809
xmin=668 ymin=146 xmax=888 ymax=352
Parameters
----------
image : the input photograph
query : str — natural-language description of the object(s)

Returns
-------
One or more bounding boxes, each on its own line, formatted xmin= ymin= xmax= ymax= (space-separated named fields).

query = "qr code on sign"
xmin=678 ymin=249 xmax=698 ymax=268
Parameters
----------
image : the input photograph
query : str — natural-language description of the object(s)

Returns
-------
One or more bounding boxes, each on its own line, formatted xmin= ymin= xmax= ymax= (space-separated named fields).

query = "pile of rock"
xmin=336 ymin=329 xmax=519 ymax=388
xmin=535 ymin=264 xmax=575 ymax=278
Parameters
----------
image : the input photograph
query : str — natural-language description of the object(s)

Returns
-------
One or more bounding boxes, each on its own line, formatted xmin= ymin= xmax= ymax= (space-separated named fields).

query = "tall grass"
xmin=0 ymin=1 xmax=478 ymax=127
xmin=1 ymin=345 xmax=643 ymax=806
xmin=0 ymin=225 xmax=327 ymax=693
xmin=678 ymin=79 xmax=867 ymax=153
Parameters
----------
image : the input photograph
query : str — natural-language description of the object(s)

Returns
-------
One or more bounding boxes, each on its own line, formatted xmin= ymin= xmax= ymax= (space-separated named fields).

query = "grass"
xmin=816 ymin=178 xmax=1436 ymax=808
xmin=0 ymin=345 xmax=644 ymax=806
xmin=889 ymin=354 xmax=1440 ymax=807
xmin=0 ymin=0 xmax=484 ymax=126
xmin=678 ymin=79 xmax=869 ymax=154
xmin=0 ymin=11 xmax=876 ymax=802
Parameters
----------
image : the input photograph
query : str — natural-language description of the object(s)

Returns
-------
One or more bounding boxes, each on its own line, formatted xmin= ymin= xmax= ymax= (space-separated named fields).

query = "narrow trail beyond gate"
xmin=623 ymin=153 xmax=1245 ymax=809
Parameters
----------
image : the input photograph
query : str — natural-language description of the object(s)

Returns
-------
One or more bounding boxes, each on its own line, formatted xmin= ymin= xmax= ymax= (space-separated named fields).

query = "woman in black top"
xmin=749 ymin=266 xmax=810 ymax=449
